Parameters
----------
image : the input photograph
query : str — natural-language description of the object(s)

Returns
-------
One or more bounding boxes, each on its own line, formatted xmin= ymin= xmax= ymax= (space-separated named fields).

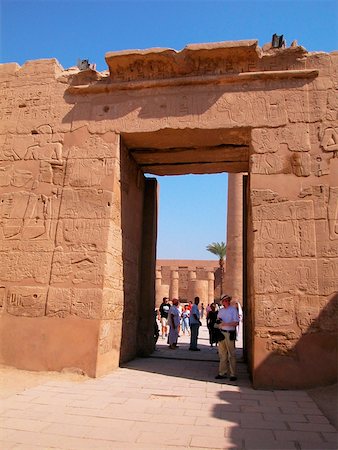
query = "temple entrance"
xmin=119 ymin=128 xmax=251 ymax=373
xmin=1 ymin=41 xmax=336 ymax=388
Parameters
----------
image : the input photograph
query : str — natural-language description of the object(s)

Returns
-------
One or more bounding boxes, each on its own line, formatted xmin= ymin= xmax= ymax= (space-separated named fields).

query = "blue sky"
xmin=1 ymin=0 xmax=337 ymax=259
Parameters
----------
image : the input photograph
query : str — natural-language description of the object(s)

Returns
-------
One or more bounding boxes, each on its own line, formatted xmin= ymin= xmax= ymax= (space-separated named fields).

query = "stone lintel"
xmin=66 ymin=69 xmax=319 ymax=95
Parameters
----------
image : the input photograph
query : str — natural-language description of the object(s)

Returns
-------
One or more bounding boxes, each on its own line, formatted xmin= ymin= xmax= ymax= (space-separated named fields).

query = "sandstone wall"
xmin=0 ymin=42 xmax=337 ymax=387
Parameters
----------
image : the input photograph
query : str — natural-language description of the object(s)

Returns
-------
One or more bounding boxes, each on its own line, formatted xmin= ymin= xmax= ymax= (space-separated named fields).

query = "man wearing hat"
xmin=215 ymin=295 xmax=239 ymax=381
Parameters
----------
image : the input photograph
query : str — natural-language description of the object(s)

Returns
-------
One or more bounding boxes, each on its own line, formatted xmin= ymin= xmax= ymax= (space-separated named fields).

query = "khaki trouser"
xmin=218 ymin=331 xmax=236 ymax=377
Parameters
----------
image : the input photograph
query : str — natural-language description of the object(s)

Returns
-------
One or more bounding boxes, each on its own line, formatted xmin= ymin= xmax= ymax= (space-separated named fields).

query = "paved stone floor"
xmin=0 ymin=324 xmax=337 ymax=449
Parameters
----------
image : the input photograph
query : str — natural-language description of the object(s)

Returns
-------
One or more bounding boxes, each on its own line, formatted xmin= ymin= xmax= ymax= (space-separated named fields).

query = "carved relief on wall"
xmin=317 ymin=258 xmax=338 ymax=296
xmin=253 ymin=198 xmax=316 ymax=258
xmin=0 ymin=252 xmax=52 ymax=283
xmin=0 ymin=286 xmax=5 ymax=314
xmin=290 ymin=153 xmax=311 ymax=177
xmin=295 ymin=295 xmax=321 ymax=333
xmin=64 ymin=157 xmax=115 ymax=188
xmin=56 ymin=218 xmax=112 ymax=252
xmin=256 ymin=329 xmax=298 ymax=355
xmin=50 ymin=247 xmax=104 ymax=286
xmin=328 ymin=187 xmax=338 ymax=240
xmin=46 ymin=286 xmax=102 ymax=319
xmin=0 ymin=191 xmax=59 ymax=242
xmin=255 ymin=258 xmax=318 ymax=295
xmin=98 ymin=319 xmax=122 ymax=355
xmin=101 ymin=288 xmax=123 ymax=319
xmin=60 ymin=188 xmax=115 ymax=220
xmin=255 ymin=294 xmax=295 ymax=327
xmin=0 ymin=125 xmax=65 ymax=190
xmin=215 ymin=92 xmax=287 ymax=128
xmin=251 ymin=153 xmax=290 ymax=175
xmin=6 ymin=286 xmax=48 ymax=317
xmin=321 ymin=127 xmax=338 ymax=152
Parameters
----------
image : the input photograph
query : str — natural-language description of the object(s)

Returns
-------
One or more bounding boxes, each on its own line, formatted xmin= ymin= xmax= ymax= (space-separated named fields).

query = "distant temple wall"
xmin=155 ymin=259 xmax=224 ymax=306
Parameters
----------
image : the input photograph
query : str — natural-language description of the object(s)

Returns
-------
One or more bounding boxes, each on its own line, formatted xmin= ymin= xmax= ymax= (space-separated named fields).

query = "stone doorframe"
xmin=0 ymin=40 xmax=337 ymax=388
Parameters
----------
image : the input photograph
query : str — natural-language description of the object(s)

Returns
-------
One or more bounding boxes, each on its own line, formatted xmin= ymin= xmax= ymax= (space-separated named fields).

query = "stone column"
xmin=224 ymin=173 xmax=243 ymax=300
xmin=155 ymin=270 xmax=162 ymax=307
xmin=194 ymin=280 xmax=209 ymax=304
xmin=169 ymin=270 xmax=179 ymax=300
xmin=208 ymin=271 xmax=215 ymax=304
xmin=187 ymin=270 xmax=196 ymax=303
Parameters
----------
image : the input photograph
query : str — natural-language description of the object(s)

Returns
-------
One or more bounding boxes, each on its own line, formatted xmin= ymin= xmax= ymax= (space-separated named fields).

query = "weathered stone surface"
xmin=0 ymin=40 xmax=336 ymax=389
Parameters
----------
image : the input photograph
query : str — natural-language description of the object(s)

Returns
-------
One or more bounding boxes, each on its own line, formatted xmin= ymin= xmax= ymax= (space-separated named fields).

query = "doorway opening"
xmin=120 ymin=127 xmax=250 ymax=372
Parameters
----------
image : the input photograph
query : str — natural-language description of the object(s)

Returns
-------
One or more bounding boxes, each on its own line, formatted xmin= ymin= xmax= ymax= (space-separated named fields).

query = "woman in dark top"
xmin=206 ymin=303 xmax=218 ymax=346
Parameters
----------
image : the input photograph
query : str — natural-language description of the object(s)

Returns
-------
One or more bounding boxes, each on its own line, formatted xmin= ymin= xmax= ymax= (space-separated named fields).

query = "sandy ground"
xmin=0 ymin=363 xmax=337 ymax=431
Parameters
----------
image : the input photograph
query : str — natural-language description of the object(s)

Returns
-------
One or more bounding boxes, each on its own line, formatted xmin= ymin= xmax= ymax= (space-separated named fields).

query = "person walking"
xmin=158 ymin=297 xmax=170 ymax=339
xmin=200 ymin=303 xmax=205 ymax=319
xmin=206 ymin=303 xmax=218 ymax=346
xmin=181 ymin=304 xmax=190 ymax=336
xmin=167 ymin=298 xmax=180 ymax=349
xmin=189 ymin=296 xmax=202 ymax=351
xmin=215 ymin=295 xmax=239 ymax=381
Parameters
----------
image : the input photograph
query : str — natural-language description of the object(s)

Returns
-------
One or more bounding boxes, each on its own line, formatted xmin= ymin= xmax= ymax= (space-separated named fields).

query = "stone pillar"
xmin=207 ymin=271 xmax=215 ymax=304
xmin=224 ymin=173 xmax=243 ymax=300
xmin=193 ymin=280 xmax=209 ymax=304
xmin=138 ymin=178 xmax=158 ymax=356
xmin=187 ymin=271 xmax=196 ymax=303
xmin=169 ymin=270 xmax=179 ymax=300
xmin=155 ymin=270 xmax=162 ymax=306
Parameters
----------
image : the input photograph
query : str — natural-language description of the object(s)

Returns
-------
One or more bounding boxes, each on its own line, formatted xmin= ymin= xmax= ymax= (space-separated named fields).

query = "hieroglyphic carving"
xmin=251 ymin=189 xmax=287 ymax=207
xmin=254 ymin=197 xmax=317 ymax=258
xmin=0 ymin=252 xmax=52 ymax=283
xmin=0 ymin=191 xmax=58 ymax=241
xmin=0 ymin=163 xmax=35 ymax=188
xmin=327 ymin=91 xmax=338 ymax=121
xmin=291 ymin=153 xmax=311 ymax=177
xmin=295 ymin=295 xmax=321 ymax=333
xmin=256 ymin=294 xmax=295 ymax=327
xmin=328 ymin=187 xmax=338 ymax=240
xmin=46 ymin=287 xmax=71 ymax=317
xmin=281 ymin=124 xmax=311 ymax=152
xmin=311 ymin=154 xmax=330 ymax=177
xmin=6 ymin=286 xmax=48 ymax=317
xmin=250 ymin=153 xmax=290 ymax=174
xmin=24 ymin=126 xmax=65 ymax=185
xmin=255 ymin=259 xmax=318 ymax=295
xmin=60 ymin=188 xmax=115 ymax=220
xmin=256 ymin=328 xmax=298 ymax=355
xmin=321 ymin=127 xmax=338 ymax=152
xmin=65 ymin=158 xmax=114 ymax=188
xmin=71 ymin=288 xmax=102 ymax=318
xmin=50 ymin=247 xmax=104 ymax=286
xmin=0 ymin=286 xmax=5 ymax=313
xmin=101 ymin=288 xmax=123 ymax=319
xmin=251 ymin=128 xmax=280 ymax=153
xmin=215 ymin=92 xmax=287 ymax=127
xmin=46 ymin=287 xmax=103 ymax=319
xmin=317 ymin=258 xmax=338 ymax=296
xmin=56 ymin=218 xmax=109 ymax=252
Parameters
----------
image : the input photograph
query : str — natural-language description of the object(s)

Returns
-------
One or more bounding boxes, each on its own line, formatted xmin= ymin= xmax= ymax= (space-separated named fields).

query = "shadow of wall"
xmin=253 ymin=292 xmax=338 ymax=389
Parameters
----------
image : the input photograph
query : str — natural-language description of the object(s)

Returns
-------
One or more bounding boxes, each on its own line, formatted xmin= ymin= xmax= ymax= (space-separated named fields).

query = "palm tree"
xmin=206 ymin=241 xmax=226 ymax=300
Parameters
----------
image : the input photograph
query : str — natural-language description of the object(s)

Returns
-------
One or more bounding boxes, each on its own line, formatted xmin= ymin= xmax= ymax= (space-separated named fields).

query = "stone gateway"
xmin=0 ymin=40 xmax=337 ymax=388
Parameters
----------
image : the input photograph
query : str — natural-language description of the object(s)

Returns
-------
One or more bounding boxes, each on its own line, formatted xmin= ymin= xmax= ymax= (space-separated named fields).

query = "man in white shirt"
xmin=189 ymin=297 xmax=202 ymax=351
xmin=215 ymin=295 xmax=239 ymax=381
xmin=167 ymin=298 xmax=181 ymax=349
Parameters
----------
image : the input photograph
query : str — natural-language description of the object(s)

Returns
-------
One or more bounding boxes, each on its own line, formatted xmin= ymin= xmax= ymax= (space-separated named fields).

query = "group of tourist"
xmin=157 ymin=296 xmax=202 ymax=351
xmin=156 ymin=295 xmax=240 ymax=382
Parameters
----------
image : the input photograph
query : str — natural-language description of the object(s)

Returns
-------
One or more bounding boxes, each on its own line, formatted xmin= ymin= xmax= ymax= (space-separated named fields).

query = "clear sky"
xmin=1 ymin=0 xmax=337 ymax=259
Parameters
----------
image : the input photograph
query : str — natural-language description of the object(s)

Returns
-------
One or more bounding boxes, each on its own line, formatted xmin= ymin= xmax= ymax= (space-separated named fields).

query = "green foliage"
xmin=206 ymin=242 xmax=226 ymax=260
